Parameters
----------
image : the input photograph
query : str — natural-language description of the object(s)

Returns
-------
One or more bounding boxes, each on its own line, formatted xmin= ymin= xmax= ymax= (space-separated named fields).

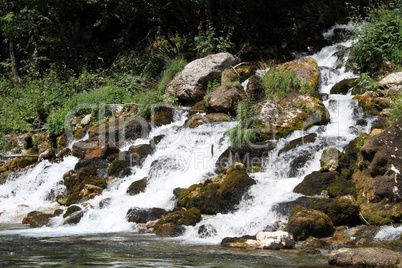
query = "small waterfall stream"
xmin=0 ymin=25 xmax=390 ymax=244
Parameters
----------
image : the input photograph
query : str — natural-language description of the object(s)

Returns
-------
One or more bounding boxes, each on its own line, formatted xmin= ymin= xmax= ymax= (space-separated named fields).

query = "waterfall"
xmin=0 ymin=24 xmax=385 ymax=241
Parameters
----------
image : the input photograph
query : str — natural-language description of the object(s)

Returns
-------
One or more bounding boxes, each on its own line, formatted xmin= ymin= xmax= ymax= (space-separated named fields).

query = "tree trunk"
xmin=9 ymin=39 xmax=21 ymax=83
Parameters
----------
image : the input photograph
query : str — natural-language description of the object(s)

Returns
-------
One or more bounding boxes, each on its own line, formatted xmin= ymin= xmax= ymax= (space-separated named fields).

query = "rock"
xmin=63 ymin=211 xmax=84 ymax=225
xmin=288 ymin=153 xmax=314 ymax=177
xmin=278 ymin=133 xmax=317 ymax=156
xmin=152 ymin=106 xmax=174 ymax=126
xmin=246 ymin=75 xmax=265 ymax=100
xmin=221 ymin=235 xmax=257 ymax=248
xmin=184 ymin=113 xmax=230 ymax=128
xmin=177 ymin=166 xmax=256 ymax=214
xmin=63 ymin=205 xmax=82 ymax=218
xmin=216 ymin=141 xmax=276 ymax=171
xmin=276 ymin=57 xmax=320 ymax=91
xmin=80 ymin=184 xmax=103 ymax=201
xmin=330 ymin=78 xmax=360 ymax=95
xmin=353 ymin=91 xmax=392 ymax=115
xmin=72 ymin=138 xmax=119 ymax=160
xmin=328 ymin=247 xmax=402 ymax=267
xmin=189 ymin=100 xmax=206 ymax=115
xmin=205 ymin=82 xmax=244 ymax=115
xmin=56 ymin=195 xmax=68 ymax=206
xmin=353 ymin=118 xmax=402 ymax=225
xmin=129 ymin=144 xmax=154 ymax=166
xmin=198 ymin=224 xmax=217 ymax=238
xmin=81 ymin=114 xmax=92 ymax=126
xmin=165 ymin=52 xmax=236 ymax=102
xmin=285 ymin=208 xmax=334 ymax=241
xmin=108 ymin=152 xmax=132 ymax=178
xmin=3 ymin=157 xmax=38 ymax=172
xmin=255 ymin=231 xmax=295 ymax=250
xmin=126 ymin=178 xmax=148 ymax=196
xmin=332 ymin=28 xmax=350 ymax=43
xmin=301 ymin=236 xmax=327 ymax=254
xmin=379 ymin=71 xmax=402 ymax=95
xmin=294 ymin=171 xmax=355 ymax=198
xmin=255 ymin=94 xmax=329 ymax=140
xmin=126 ymin=207 xmax=167 ymax=223
xmin=24 ymin=212 xmax=54 ymax=227
xmin=22 ymin=211 xmax=45 ymax=224
xmin=153 ymin=207 xmax=201 ymax=237
xmin=56 ymin=148 xmax=71 ymax=160
xmin=236 ymin=65 xmax=258 ymax=82
xmin=38 ymin=148 xmax=56 ymax=162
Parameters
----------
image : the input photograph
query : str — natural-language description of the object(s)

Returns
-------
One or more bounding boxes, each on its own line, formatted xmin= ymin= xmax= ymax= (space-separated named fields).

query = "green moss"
xmin=126 ymin=178 xmax=147 ymax=196
xmin=63 ymin=205 xmax=81 ymax=218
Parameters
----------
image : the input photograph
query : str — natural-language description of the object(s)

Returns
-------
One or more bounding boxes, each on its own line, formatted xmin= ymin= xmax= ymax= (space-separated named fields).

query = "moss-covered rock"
xmin=246 ymin=75 xmax=265 ymax=101
xmin=184 ymin=113 xmax=230 ymax=128
xmin=152 ymin=106 xmax=174 ymax=126
xmin=177 ymin=166 xmax=256 ymax=214
xmin=126 ymin=207 xmax=167 ymax=223
xmin=153 ymin=207 xmax=201 ymax=237
xmin=285 ymin=208 xmax=334 ymax=241
xmin=330 ymin=78 xmax=361 ymax=95
xmin=353 ymin=91 xmax=392 ymax=115
xmin=294 ymin=171 xmax=356 ymax=198
xmin=3 ymin=156 xmax=38 ymax=171
xmin=300 ymin=236 xmax=328 ymax=254
xmin=23 ymin=211 xmax=54 ymax=228
xmin=205 ymin=82 xmax=244 ymax=115
xmin=128 ymin=144 xmax=154 ymax=167
xmin=126 ymin=178 xmax=148 ymax=196
xmin=63 ymin=205 xmax=82 ymax=218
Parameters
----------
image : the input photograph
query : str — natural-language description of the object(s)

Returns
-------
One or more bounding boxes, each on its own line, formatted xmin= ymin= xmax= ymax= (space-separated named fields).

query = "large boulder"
xmin=246 ymin=75 xmax=265 ymax=100
xmin=72 ymin=138 xmax=119 ymax=160
xmin=165 ymin=53 xmax=236 ymax=102
xmin=153 ymin=207 xmax=201 ymax=237
xmin=328 ymin=247 xmax=402 ymax=267
xmin=353 ymin=118 xmax=402 ymax=225
xmin=255 ymin=94 xmax=330 ymax=140
xmin=353 ymin=91 xmax=392 ymax=115
xmin=177 ymin=164 xmax=256 ymax=214
xmin=285 ymin=207 xmax=334 ymax=241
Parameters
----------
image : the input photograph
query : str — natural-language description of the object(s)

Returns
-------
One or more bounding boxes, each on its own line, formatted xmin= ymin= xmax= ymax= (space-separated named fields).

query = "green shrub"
xmin=130 ymin=90 xmax=166 ymax=119
xmin=262 ymin=69 xmax=302 ymax=100
xmin=389 ymin=95 xmax=402 ymax=120
xmin=194 ymin=24 xmax=233 ymax=56
xmin=348 ymin=9 xmax=402 ymax=75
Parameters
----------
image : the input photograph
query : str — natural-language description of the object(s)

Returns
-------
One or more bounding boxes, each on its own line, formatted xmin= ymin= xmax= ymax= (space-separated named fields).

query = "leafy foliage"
xmin=194 ymin=24 xmax=233 ymax=56
xmin=262 ymin=69 xmax=306 ymax=100
xmin=348 ymin=8 xmax=402 ymax=75
xmin=225 ymin=96 xmax=262 ymax=146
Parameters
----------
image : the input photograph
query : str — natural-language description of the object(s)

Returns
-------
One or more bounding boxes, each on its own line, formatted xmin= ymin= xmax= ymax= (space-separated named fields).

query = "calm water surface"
xmin=0 ymin=224 xmax=331 ymax=267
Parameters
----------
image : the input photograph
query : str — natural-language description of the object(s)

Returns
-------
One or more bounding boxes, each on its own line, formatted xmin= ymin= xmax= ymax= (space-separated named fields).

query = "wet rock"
xmin=126 ymin=178 xmax=148 ymax=196
xmin=152 ymin=106 xmax=174 ymax=126
xmin=80 ymin=184 xmax=103 ymax=201
xmin=330 ymin=78 xmax=360 ymax=95
xmin=288 ymin=153 xmax=313 ymax=177
xmin=129 ymin=144 xmax=154 ymax=167
xmin=294 ymin=171 xmax=355 ymax=198
xmin=328 ymin=247 xmax=402 ymax=267
xmin=198 ymin=224 xmax=217 ymax=238
xmin=332 ymin=28 xmax=350 ymax=43
xmin=177 ymin=166 xmax=256 ymax=214
xmin=126 ymin=207 xmax=167 ymax=223
xmin=216 ymin=141 xmax=276 ymax=171
xmin=99 ymin=197 xmax=112 ymax=209
xmin=21 ymin=133 xmax=33 ymax=150
xmin=149 ymin=135 xmax=165 ymax=146
xmin=353 ymin=91 xmax=392 ymax=115
xmin=23 ymin=211 xmax=54 ymax=227
xmin=165 ymin=52 xmax=236 ymax=102
xmin=56 ymin=148 xmax=71 ymax=160
xmin=56 ymin=195 xmax=68 ymax=206
xmin=301 ymin=236 xmax=327 ymax=254
xmin=72 ymin=138 xmax=119 ymax=160
xmin=184 ymin=113 xmax=230 ymax=128
xmin=278 ymin=133 xmax=317 ymax=156
xmin=153 ymin=207 xmax=201 ymax=237
xmin=246 ymin=75 xmax=265 ymax=101
xmin=38 ymin=148 xmax=56 ymax=162
xmin=63 ymin=205 xmax=82 ymax=218
xmin=221 ymin=235 xmax=257 ymax=248
xmin=255 ymin=231 xmax=295 ymax=250
xmin=285 ymin=207 xmax=334 ymax=241
xmin=3 ymin=157 xmax=38 ymax=172
xmin=353 ymin=118 xmax=402 ymax=225
xmin=108 ymin=152 xmax=132 ymax=178
xmin=189 ymin=100 xmax=207 ymax=115
xmin=63 ymin=211 xmax=84 ymax=225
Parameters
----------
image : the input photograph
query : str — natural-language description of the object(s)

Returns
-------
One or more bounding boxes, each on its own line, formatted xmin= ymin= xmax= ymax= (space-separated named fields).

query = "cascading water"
xmin=0 ymin=24 xmax=386 ymax=245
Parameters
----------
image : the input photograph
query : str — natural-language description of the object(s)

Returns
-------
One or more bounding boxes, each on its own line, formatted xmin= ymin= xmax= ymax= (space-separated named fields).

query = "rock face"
xmin=177 ymin=165 xmax=256 ymax=214
xmin=353 ymin=118 xmax=402 ymax=225
xmin=328 ymin=247 xmax=402 ymax=267
xmin=165 ymin=52 xmax=236 ymax=102
xmin=246 ymin=75 xmax=265 ymax=101
xmin=285 ymin=208 xmax=334 ymax=241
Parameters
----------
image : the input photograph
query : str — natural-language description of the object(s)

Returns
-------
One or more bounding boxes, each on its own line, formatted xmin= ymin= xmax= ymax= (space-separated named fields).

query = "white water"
xmin=1 ymin=25 xmax=395 ymax=242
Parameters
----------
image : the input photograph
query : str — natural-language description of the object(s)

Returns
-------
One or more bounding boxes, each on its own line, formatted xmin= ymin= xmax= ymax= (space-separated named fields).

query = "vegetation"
xmin=348 ymin=2 xmax=402 ymax=75
xmin=225 ymin=96 xmax=262 ymax=146
xmin=262 ymin=69 xmax=311 ymax=100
